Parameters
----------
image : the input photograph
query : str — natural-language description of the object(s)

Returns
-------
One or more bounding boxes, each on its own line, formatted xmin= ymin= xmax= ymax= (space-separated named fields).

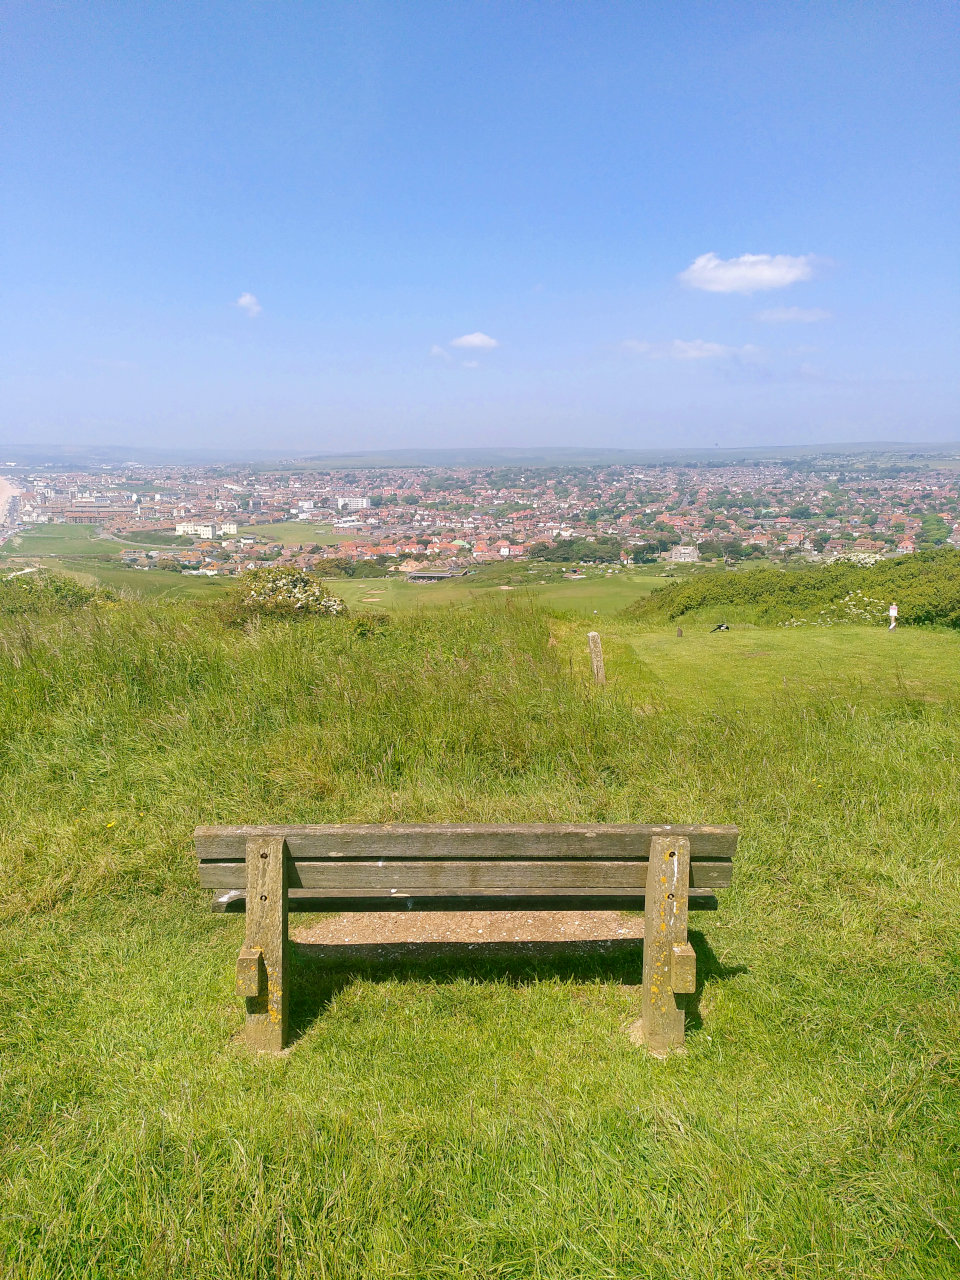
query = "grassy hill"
xmin=1 ymin=595 xmax=958 ymax=1277
xmin=626 ymin=549 xmax=960 ymax=629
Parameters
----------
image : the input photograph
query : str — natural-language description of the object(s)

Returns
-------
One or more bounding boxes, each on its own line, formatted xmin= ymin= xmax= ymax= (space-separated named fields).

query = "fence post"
xmin=587 ymin=632 xmax=606 ymax=685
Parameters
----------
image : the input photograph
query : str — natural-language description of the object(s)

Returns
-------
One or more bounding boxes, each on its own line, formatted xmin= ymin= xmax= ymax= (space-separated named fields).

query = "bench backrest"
xmin=195 ymin=823 xmax=738 ymax=913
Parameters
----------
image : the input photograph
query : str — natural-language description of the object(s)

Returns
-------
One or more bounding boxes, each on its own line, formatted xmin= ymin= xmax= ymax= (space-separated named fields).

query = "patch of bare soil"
xmin=293 ymin=910 xmax=643 ymax=946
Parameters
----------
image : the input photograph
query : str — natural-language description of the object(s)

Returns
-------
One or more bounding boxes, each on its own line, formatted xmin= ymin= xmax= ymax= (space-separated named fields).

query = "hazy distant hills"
xmin=295 ymin=443 xmax=960 ymax=469
xmin=2 ymin=441 xmax=959 ymax=470
xmin=0 ymin=444 xmax=279 ymax=468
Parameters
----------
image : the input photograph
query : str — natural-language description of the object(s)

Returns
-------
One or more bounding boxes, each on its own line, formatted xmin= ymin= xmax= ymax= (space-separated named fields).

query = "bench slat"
xmin=211 ymin=888 xmax=721 ymax=914
xmin=195 ymin=824 xmax=738 ymax=863
xmin=198 ymin=857 xmax=733 ymax=892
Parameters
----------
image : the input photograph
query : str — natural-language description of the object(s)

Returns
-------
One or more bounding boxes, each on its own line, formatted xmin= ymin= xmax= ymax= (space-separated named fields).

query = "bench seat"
xmin=196 ymin=823 xmax=738 ymax=1056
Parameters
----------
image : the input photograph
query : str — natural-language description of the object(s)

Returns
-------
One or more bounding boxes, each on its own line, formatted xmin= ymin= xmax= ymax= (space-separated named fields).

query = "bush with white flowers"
xmin=832 ymin=551 xmax=884 ymax=567
xmin=235 ymin=566 xmax=347 ymax=617
xmin=779 ymin=589 xmax=889 ymax=628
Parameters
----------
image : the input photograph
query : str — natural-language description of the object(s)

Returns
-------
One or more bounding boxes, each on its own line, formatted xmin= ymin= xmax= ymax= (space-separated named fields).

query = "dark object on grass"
xmin=196 ymin=821 xmax=739 ymax=1059
xmin=709 ymin=622 xmax=729 ymax=632
xmin=677 ymin=627 xmax=683 ymax=637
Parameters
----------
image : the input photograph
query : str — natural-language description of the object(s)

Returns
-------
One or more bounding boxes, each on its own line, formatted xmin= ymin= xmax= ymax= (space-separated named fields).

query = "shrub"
xmin=623 ymin=548 xmax=960 ymax=628
xmin=0 ymin=569 xmax=115 ymax=615
xmin=231 ymin=566 xmax=347 ymax=618
xmin=529 ymin=536 xmax=623 ymax=564
xmin=833 ymin=551 xmax=884 ymax=567
xmin=779 ymin=589 xmax=889 ymax=628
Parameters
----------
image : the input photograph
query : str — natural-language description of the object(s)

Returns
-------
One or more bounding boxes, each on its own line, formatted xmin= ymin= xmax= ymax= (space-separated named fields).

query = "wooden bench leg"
xmin=237 ymin=836 xmax=288 ymax=1052
xmin=634 ymin=834 xmax=692 ymax=1056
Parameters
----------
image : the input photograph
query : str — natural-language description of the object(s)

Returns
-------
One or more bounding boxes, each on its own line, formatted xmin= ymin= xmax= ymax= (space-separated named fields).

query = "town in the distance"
xmin=2 ymin=446 xmax=959 ymax=593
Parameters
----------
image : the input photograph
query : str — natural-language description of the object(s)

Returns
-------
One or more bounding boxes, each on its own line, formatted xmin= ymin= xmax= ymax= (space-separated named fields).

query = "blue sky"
xmin=2 ymin=1 xmax=958 ymax=452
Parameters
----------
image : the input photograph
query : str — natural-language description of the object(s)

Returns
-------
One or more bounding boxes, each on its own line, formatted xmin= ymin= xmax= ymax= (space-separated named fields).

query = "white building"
xmin=175 ymin=520 xmax=237 ymax=538
xmin=19 ymin=506 xmax=53 ymax=524
xmin=336 ymin=495 xmax=371 ymax=512
xmin=666 ymin=544 xmax=700 ymax=563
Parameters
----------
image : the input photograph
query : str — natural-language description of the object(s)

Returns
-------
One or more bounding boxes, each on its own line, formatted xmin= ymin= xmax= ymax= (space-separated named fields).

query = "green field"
xmin=1 ymin=596 xmax=958 ymax=1278
xmin=237 ymin=520 xmax=343 ymax=546
xmin=67 ymin=563 xmax=235 ymax=599
xmin=0 ymin=523 xmax=138 ymax=559
xmin=328 ymin=567 xmax=663 ymax=615
xmin=0 ymin=525 xmax=235 ymax=601
xmin=123 ymin=530 xmax=193 ymax=547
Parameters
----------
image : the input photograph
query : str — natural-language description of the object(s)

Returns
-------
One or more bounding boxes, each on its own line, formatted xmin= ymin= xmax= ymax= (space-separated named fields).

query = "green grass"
xmin=6 ymin=558 xmax=233 ymax=600
xmin=0 ymin=525 xmax=234 ymax=600
xmin=238 ymin=521 xmax=343 ymax=546
xmin=68 ymin=563 xmax=236 ymax=598
xmin=331 ymin=567 xmax=662 ymax=615
xmin=124 ymin=530 xmax=193 ymax=547
xmin=62 ymin=564 xmax=657 ymax=611
xmin=1 ymin=602 xmax=958 ymax=1277
xmin=608 ymin=618 xmax=960 ymax=706
xmin=528 ymin=570 xmax=661 ymax=614
xmin=0 ymin=523 xmax=132 ymax=559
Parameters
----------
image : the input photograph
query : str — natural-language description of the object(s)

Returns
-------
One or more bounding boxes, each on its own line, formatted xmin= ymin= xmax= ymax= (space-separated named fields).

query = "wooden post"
xmin=587 ymin=632 xmax=606 ymax=685
xmin=238 ymin=836 xmax=288 ymax=1052
xmin=632 ymin=834 xmax=692 ymax=1055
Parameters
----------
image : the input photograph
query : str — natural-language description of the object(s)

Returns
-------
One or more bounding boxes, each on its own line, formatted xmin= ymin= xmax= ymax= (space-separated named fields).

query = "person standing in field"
xmin=888 ymin=603 xmax=898 ymax=630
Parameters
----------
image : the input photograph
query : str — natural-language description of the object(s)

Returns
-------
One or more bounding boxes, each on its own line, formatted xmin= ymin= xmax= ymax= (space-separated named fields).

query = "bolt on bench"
xmin=195 ymin=823 xmax=738 ymax=1056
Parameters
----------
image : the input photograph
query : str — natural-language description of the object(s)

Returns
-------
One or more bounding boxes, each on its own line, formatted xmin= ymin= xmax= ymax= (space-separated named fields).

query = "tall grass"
xmin=1 ymin=600 xmax=958 ymax=1278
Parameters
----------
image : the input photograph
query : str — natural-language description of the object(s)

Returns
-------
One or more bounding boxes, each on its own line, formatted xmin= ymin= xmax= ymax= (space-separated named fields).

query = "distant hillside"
xmin=293 ymin=442 xmax=960 ymax=470
xmin=4 ymin=439 xmax=960 ymax=470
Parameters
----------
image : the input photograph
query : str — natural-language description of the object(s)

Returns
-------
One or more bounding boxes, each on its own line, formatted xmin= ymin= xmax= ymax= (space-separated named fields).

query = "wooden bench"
xmin=195 ymin=823 xmax=738 ymax=1056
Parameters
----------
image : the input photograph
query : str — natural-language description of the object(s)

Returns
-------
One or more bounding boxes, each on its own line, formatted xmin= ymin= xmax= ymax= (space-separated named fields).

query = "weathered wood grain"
xmin=240 ymin=836 xmax=288 ymax=1053
xmin=212 ymin=889 xmax=720 ymax=913
xmin=588 ymin=632 xmax=606 ymax=685
xmin=195 ymin=824 xmax=738 ymax=863
xmin=634 ymin=834 xmax=691 ymax=1055
xmin=198 ymin=857 xmax=733 ymax=893
xmin=236 ymin=945 xmax=266 ymax=998
xmin=670 ymin=941 xmax=697 ymax=995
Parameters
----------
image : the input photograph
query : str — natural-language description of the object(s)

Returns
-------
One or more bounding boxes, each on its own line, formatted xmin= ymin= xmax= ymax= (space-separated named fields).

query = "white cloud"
xmin=756 ymin=306 xmax=831 ymax=323
xmin=678 ymin=252 xmax=815 ymax=294
xmin=449 ymin=331 xmax=499 ymax=349
xmin=235 ymin=292 xmax=262 ymax=318
xmin=462 ymin=360 xmax=480 ymax=368
xmin=670 ymin=339 xmax=742 ymax=360
xmin=623 ymin=338 xmax=761 ymax=361
xmin=429 ymin=344 xmax=452 ymax=361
